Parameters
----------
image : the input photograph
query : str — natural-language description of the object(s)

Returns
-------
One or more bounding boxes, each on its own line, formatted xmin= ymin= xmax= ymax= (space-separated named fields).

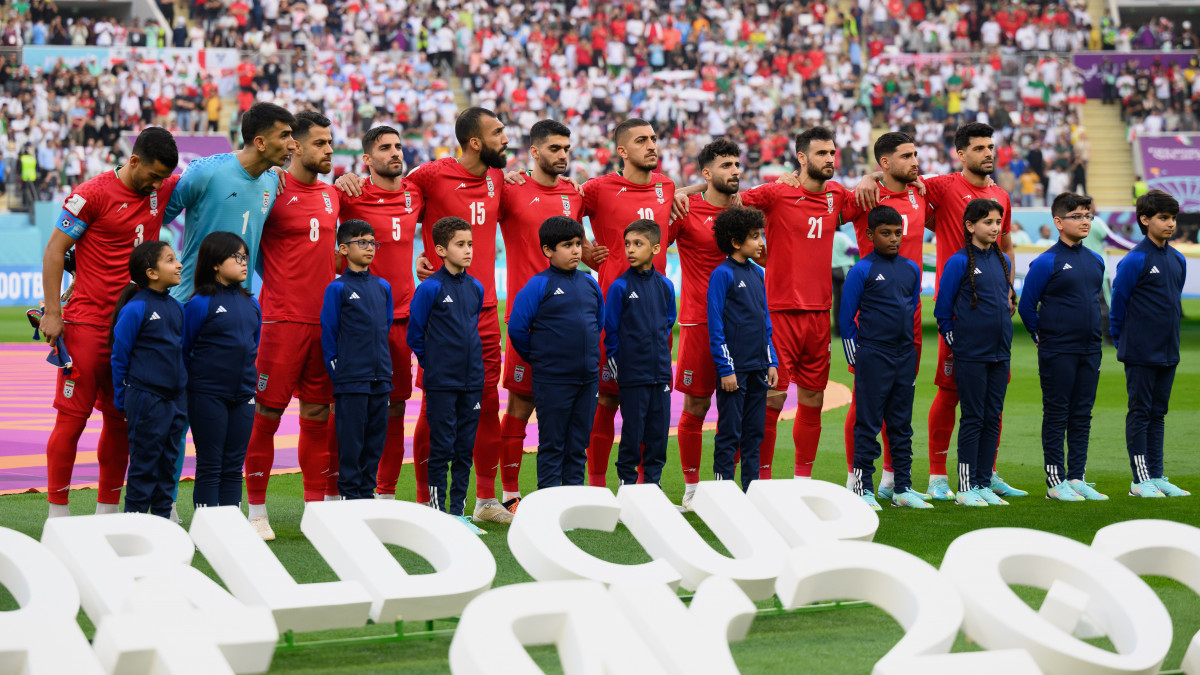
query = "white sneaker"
xmin=169 ymin=502 xmax=182 ymax=524
xmin=681 ymin=485 xmax=697 ymax=512
xmin=472 ymin=498 xmax=514 ymax=524
xmin=250 ymin=516 xmax=276 ymax=541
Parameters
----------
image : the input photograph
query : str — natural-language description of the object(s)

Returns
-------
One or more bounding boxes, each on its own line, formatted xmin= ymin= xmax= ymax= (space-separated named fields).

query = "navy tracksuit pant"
xmin=1039 ymin=351 xmax=1101 ymax=488
xmin=533 ymin=380 xmax=599 ymax=489
xmin=616 ymin=384 xmax=670 ymax=487
xmin=714 ymin=370 xmax=769 ymax=491
xmin=852 ymin=345 xmax=918 ymax=495
xmin=425 ymin=389 xmax=481 ymax=516
xmin=125 ymin=387 xmax=187 ymax=518
xmin=954 ymin=360 xmax=1009 ymax=492
xmin=189 ymin=392 xmax=254 ymax=507
xmin=335 ymin=392 xmax=389 ymax=500
xmin=1125 ymin=363 xmax=1176 ymax=483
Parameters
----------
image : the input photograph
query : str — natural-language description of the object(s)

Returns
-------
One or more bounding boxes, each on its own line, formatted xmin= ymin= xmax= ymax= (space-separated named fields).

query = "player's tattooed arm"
xmin=334 ymin=172 xmax=366 ymax=197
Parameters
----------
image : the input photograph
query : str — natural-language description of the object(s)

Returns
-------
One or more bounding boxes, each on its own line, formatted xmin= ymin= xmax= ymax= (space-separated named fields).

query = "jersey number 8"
xmin=309 ymin=218 xmax=321 ymax=242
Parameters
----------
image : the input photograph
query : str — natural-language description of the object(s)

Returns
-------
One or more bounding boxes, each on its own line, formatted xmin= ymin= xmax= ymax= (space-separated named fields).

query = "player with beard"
xmin=856 ymin=122 xmax=1026 ymax=499
xmin=338 ymin=126 xmax=426 ymax=501
xmin=579 ymin=118 xmax=676 ymax=488
xmin=243 ymin=111 xmax=340 ymax=539
xmin=494 ymin=119 xmax=583 ymax=510
xmin=669 ymin=139 xmax=742 ymax=510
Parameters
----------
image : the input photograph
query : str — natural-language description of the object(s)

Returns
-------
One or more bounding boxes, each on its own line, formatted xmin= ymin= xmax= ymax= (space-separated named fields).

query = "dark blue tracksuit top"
xmin=934 ymin=245 xmax=1013 ymax=362
xmin=603 ymin=267 xmax=676 ymax=386
xmin=320 ymin=269 xmax=394 ymax=395
xmin=508 ymin=265 xmax=604 ymax=385
xmin=407 ymin=267 xmax=485 ymax=391
xmin=182 ymin=283 xmax=262 ymax=399
xmin=111 ymin=287 xmax=187 ymax=411
xmin=707 ymin=257 xmax=777 ymax=377
xmin=1110 ymin=237 xmax=1186 ymax=366
xmin=838 ymin=251 xmax=922 ymax=365
xmin=1017 ymin=240 xmax=1105 ymax=354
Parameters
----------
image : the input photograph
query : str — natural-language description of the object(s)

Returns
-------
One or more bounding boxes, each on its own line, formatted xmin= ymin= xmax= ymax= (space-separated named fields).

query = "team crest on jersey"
xmin=943 ymin=359 xmax=953 ymax=377
xmin=826 ymin=192 xmax=834 ymax=214
xmin=150 ymin=192 xmax=159 ymax=217
xmin=601 ymin=366 xmax=612 ymax=382
xmin=683 ymin=370 xmax=693 ymax=386
xmin=258 ymin=373 xmax=269 ymax=392
xmin=908 ymin=190 xmax=918 ymax=211
xmin=486 ymin=175 xmax=495 ymax=198
xmin=655 ymin=183 xmax=664 ymax=204
xmin=404 ymin=191 xmax=413 ymax=213
xmin=514 ymin=365 xmax=525 ymax=383
xmin=561 ymin=195 xmax=572 ymax=215
xmin=63 ymin=380 xmax=75 ymax=399
xmin=322 ymin=192 xmax=333 ymax=214
xmin=261 ymin=190 xmax=270 ymax=214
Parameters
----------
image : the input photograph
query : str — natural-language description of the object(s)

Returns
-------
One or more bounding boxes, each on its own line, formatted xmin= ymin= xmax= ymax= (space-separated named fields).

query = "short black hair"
xmin=874 ymin=131 xmax=915 ymax=164
xmin=337 ymin=219 xmax=374 ymax=246
xmin=624 ymin=219 xmax=661 ymax=245
xmin=1136 ymin=189 xmax=1180 ymax=234
xmin=613 ymin=117 xmax=653 ymax=147
xmin=539 ymin=216 xmax=585 ymax=250
xmin=130 ymin=126 xmax=179 ymax=171
xmin=455 ymin=107 xmax=498 ymax=148
xmin=954 ymin=122 xmax=995 ymax=152
xmin=795 ymin=126 xmax=835 ymax=156
xmin=1051 ymin=192 xmax=1094 ymax=218
xmin=867 ymin=205 xmax=903 ymax=231
xmin=712 ymin=206 xmax=764 ymax=255
xmin=362 ymin=125 xmax=401 ymax=154
xmin=240 ymin=102 xmax=295 ymax=146
xmin=292 ymin=110 xmax=331 ymax=142
xmin=432 ymin=216 xmax=471 ymax=249
xmin=193 ymin=231 xmax=250 ymax=299
xmin=697 ymin=138 xmax=741 ymax=169
xmin=530 ymin=119 xmax=571 ymax=145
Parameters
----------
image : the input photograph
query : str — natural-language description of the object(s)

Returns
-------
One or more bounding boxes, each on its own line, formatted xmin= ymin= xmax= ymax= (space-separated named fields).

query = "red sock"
xmin=760 ymin=405 xmax=781 ymax=479
xmin=928 ymin=387 xmax=958 ymax=475
xmin=325 ymin=415 xmax=339 ymax=496
xmin=586 ymin=403 xmax=618 ymax=486
xmin=298 ymin=417 xmax=331 ymax=502
xmin=245 ymin=413 xmax=280 ymax=505
xmin=46 ymin=411 xmax=88 ymax=505
xmin=473 ymin=386 xmax=501 ymax=500
xmin=792 ymin=404 xmax=821 ymax=478
xmin=376 ymin=406 xmax=406 ymax=496
xmin=843 ymin=393 xmax=856 ymax=472
xmin=413 ymin=399 xmax=430 ymax=503
xmin=96 ymin=413 xmax=129 ymax=504
xmin=881 ymin=420 xmax=893 ymax=474
xmin=677 ymin=411 xmax=704 ymax=485
xmin=500 ymin=413 xmax=527 ymax=494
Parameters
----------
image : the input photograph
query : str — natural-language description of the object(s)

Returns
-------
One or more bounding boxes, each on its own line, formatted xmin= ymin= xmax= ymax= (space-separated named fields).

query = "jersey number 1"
xmin=242 ymin=210 xmax=250 ymax=236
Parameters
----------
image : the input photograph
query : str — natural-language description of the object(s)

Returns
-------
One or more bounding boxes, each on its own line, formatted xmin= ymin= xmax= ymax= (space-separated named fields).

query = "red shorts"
xmin=773 ymin=309 xmax=832 ymax=392
xmin=416 ymin=306 xmax=501 ymax=391
xmin=847 ymin=301 xmax=923 ymax=375
xmin=598 ymin=329 xmax=674 ymax=396
xmin=388 ymin=319 xmax=414 ymax=401
xmin=674 ymin=324 xmax=717 ymax=398
xmin=54 ymin=322 xmax=120 ymax=418
xmin=502 ymin=342 xmax=533 ymax=397
xmin=255 ymin=322 xmax=334 ymax=409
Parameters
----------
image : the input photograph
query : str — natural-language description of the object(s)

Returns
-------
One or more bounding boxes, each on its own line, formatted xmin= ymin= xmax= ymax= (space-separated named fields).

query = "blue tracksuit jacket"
xmin=934 ymin=245 xmax=1013 ymax=362
xmin=508 ymin=265 xmax=604 ymax=385
xmin=1018 ymin=240 xmax=1105 ymax=353
xmin=707 ymin=257 xmax=777 ymax=377
xmin=1110 ymin=237 xmax=1186 ymax=366
xmin=320 ymin=269 xmax=394 ymax=395
xmin=182 ymin=283 xmax=262 ymax=399
xmin=838 ymin=251 xmax=922 ymax=365
xmin=111 ymin=287 xmax=187 ymax=411
xmin=603 ymin=267 xmax=676 ymax=386
xmin=407 ymin=267 xmax=485 ymax=391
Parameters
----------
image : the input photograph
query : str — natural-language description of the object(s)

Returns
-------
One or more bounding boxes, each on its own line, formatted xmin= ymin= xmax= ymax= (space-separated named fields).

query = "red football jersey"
xmin=57 ymin=170 xmax=180 ymax=326
xmin=406 ymin=158 xmax=503 ymax=307
xmin=259 ymin=178 xmax=340 ymax=324
xmin=580 ymin=172 xmax=675 ymax=293
xmin=841 ymin=181 xmax=927 ymax=268
xmin=340 ymin=178 xmax=425 ymax=319
xmin=498 ymin=174 xmax=582 ymax=321
xmin=739 ymin=180 xmax=851 ymax=312
xmin=923 ymin=173 xmax=1012 ymax=281
xmin=668 ymin=193 xmax=728 ymax=324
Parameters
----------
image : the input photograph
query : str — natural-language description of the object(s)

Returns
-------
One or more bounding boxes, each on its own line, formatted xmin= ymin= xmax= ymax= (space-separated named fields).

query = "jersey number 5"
xmin=807 ymin=216 xmax=823 ymax=239
xmin=392 ymin=216 xmax=402 ymax=241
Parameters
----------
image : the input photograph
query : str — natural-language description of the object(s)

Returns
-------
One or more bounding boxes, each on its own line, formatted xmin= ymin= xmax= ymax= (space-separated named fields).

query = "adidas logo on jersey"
xmin=629 ymin=291 xmax=639 ymax=299
xmin=216 ymin=305 xmax=227 ymax=313
xmin=973 ymin=267 xmax=982 ymax=275
xmin=1062 ymin=263 xmax=1072 ymax=270
xmin=875 ymin=274 xmax=886 ymax=281
xmin=349 ymin=292 xmax=361 ymax=300
xmin=287 ymin=196 xmax=299 ymax=205
xmin=554 ymin=287 xmax=564 ymax=295
xmin=149 ymin=312 xmax=161 ymax=320
xmin=1150 ymin=266 xmax=1161 ymax=274
xmin=474 ymin=402 xmax=481 ymax=410
xmin=737 ymin=281 xmax=747 ymax=288
xmin=443 ymin=295 xmax=454 ymax=303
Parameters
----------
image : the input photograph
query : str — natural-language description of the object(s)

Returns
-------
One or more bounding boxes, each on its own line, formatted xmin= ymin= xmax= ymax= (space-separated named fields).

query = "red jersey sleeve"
xmin=580 ymin=175 xmax=604 ymax=219
xmin=920 ymin=173 xmax=956 ymax=213
xmin=739 ymin=181 xmax=786 ymax=211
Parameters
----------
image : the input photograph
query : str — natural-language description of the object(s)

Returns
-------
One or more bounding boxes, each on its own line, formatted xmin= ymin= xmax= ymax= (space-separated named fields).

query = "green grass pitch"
xmin=0 ymin=302 xmax=1197 ymax=673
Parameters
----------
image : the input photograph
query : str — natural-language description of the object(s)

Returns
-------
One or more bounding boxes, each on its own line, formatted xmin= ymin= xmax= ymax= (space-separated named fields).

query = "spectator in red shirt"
xmin=153 ymin=94 xmax=172 ymax=127
xmin=906 ymin=1 xmax=926 ymax=23
xmin=868 ymin=37 xmax=884 ymax=58
xmin=229 ymin=0 xmax=249 ymax=27
xmin=236 ymin=56 xmax=256 ymax=91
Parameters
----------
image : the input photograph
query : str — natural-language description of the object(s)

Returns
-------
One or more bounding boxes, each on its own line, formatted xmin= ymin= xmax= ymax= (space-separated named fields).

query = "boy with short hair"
xmin=508 ymin=216 xmax=605 ymax=489
xmin=320 ymin=219 xmax=393 ymax=500
xmin=1110 ymin=189 xmax=1189 ymax=498
xmin=839 ymin=206 xmax=929 ymax=510
xmin=408 ymin=217 xmax=486 ymax=529
xmin=604 ymin=219 xmax=677 ymax=487
xmin=1018 ymin=192 xmax=1108 ymax=502
xmin=707 ymin=207 xmax=778 ymax=491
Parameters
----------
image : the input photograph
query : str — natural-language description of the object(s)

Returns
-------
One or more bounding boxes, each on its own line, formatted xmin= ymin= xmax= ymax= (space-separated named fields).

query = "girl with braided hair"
xmin=933 ymin=198 xmax=1014 ymax=507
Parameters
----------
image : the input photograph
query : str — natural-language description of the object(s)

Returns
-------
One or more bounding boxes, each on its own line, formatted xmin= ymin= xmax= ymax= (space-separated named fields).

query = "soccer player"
xmin=579 ymin=118 xmax=676 ymax=488
xmin=669 ymin=139 xmax=742 ymax=509
xmin=495 ymin=119 xmax=582 ymax=510
xmin=338 ymin=125 xmax=426 ymax=501
xmin=242 ymin=111 xmax=339 ymax=539
xmin=740 ymin=126 xmax=852 ymax=479
xmin=40 ymin=127 xmax=180 ymax=518
xmin=856 ymin=122 xmax=1026 ymax=499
